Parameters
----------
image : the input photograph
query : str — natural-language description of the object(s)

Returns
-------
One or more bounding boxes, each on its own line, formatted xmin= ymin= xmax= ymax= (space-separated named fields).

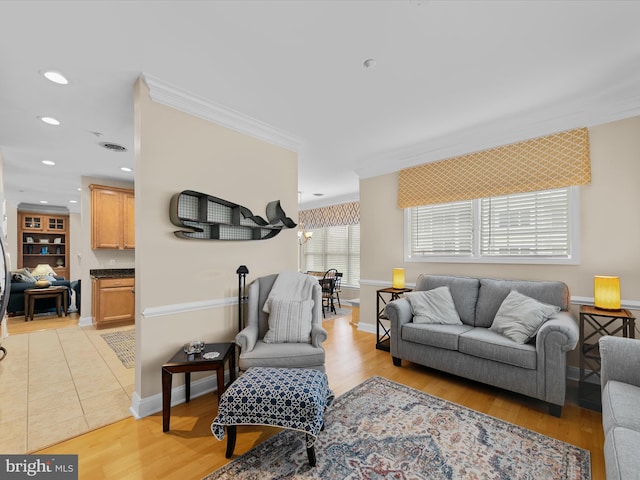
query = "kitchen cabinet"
xmin=90 ymin=184 xmax=135 ymax=249
xmin=92 ymin=276 xmax=135 ymax=328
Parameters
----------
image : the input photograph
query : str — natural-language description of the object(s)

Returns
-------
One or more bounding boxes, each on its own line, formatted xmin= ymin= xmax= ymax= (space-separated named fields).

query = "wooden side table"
xmin=24 ymin=286 xmax=69 ymax=321
xmin=376 ymin=287 xmax=412 ymax=351
xmin=578 ymin=305 xmax=636 ymax=411
xmin=162 ymin=342 xmax=236 ymax=432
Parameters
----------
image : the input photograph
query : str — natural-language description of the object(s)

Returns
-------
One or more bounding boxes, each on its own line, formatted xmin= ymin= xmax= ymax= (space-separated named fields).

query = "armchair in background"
xmin=235 ymin=273 xmax=327 ymax=372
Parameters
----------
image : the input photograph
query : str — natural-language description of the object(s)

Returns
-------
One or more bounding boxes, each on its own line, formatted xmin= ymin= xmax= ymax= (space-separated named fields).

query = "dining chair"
xmin=321 ymin=269 xmax=338 ymax=317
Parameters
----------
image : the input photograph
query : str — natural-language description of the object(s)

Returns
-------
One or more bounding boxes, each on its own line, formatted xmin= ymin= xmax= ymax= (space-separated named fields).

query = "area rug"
xmin=204 ymin=376 xmax=590 ymax=480
xmin=322 ymin=307 xmax=351 ymax=320
xmin=100 ymin=329 xmax=135 ymax=368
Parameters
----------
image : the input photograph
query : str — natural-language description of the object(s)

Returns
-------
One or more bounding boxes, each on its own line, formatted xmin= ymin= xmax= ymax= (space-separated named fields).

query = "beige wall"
xmin=359 ymin=115 xmax=640 ymax=366
xmin=134 ymin=78 xmax=298 ymax=400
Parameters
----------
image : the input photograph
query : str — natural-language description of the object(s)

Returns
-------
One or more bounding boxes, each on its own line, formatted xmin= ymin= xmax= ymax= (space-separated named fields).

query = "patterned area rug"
xmin=204 ymin=376 xmax=590 ymax=480
xmin=100 ymin=329 xmax=135 ymax=368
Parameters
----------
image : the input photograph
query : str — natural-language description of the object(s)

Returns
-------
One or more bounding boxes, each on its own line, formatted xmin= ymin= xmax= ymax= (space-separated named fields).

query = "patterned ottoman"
xmin=211 ymin=367 xmax=334 ymax=466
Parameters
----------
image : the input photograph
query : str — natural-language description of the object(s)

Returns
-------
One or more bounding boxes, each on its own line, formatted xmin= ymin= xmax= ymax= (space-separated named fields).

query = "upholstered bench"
xmin=211 ymin=367 xmax=333 ymax=466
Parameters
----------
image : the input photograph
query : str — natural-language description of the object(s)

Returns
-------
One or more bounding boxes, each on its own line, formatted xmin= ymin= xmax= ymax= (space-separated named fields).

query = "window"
xmin=304 ymin=224 xmax=360 ymax=287
xmin=406 ymin=187 xmax=578 ymax=264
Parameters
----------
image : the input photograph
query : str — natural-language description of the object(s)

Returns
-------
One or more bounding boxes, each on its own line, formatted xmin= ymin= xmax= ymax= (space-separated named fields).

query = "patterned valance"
xmin=299 ymin=201 xmax=360 ymax=229
xmin=398 ymin=128 xmax=591 ymax=208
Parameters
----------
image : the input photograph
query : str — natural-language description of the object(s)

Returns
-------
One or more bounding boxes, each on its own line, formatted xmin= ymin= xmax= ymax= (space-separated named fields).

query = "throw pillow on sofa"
xmin=405 ymin=286 xmax=462 ymax=325
xmin=490 ymin=290 xmax=560 ymax=344
xmin=12 ymin=268 xmax=35 ymax=282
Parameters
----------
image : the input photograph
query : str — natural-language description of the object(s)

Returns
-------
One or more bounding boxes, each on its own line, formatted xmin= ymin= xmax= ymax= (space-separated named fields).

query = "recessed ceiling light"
xmin=120 ymin=167 xmax=133 ymax=172
xmin=69 ymin=200 xmax=78 ymax=204
xmin=39 ymin=116 xmax=61 ymax=126
xmin=43 ymin=70 xmax=69 ymax=85
xmin=42 ymin=160 xmax=56 ymax=166
xmin=39 ymin=200 xmax=49 ymax=204
xmin=313 ymin=193 xmax=324 ymax=197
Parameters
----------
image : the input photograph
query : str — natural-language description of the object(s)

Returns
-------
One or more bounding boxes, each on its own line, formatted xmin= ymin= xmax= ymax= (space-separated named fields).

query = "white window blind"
xmin=304 ymin=224 xmax=360 ymax=287
xmin=480 ymin=189 xmax=570 ymax=257
xmin=409 ymin=200 xmax=473 ymax=256
xmin=406 ymin=187 xmax=577 ymax=264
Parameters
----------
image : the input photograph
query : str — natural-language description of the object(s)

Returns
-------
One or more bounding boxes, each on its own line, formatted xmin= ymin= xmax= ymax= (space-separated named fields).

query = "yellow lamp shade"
xmin=392 ymin=268 xmax=405 ymax=289
xmin=594 ymin=276 xmax=621 ymax=310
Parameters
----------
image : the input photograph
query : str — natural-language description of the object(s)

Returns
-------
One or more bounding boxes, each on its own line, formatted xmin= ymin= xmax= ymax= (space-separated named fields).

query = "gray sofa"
xmin=385 ymin=274 xmax=579 ymax=416
xmin=600 ymin=335 xmax=640 ymax=479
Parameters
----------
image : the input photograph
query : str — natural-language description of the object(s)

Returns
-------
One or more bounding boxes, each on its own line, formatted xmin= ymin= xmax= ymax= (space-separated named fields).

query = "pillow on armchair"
xmin=263 ymin=298 xmax=313 ymax=344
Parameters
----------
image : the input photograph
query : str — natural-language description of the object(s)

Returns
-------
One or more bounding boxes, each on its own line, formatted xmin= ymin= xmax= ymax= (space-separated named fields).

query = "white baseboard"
xmin=78 ymin=315 xmax=93 ymax=327
xmin=130 ymin=371 xmax=232 ymax=419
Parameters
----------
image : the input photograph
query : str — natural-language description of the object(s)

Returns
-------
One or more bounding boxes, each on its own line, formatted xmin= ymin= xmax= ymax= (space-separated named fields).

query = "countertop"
xmin=90 ymin=268 xmax=135 ymax=279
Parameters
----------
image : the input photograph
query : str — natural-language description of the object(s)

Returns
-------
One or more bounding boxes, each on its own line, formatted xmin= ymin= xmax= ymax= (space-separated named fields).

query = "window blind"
xmin=480 ymin=189 xmax=570 ymax=257
xmin=409 ymin=201 xmax=473 ymax=256
xmin=303 ymin=224 xmax=360 ymax=287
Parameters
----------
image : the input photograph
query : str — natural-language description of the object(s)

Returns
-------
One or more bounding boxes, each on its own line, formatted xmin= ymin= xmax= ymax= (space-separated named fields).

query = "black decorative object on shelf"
xmin=236 ymin=265 xmax=249 ymax=332
xmin=170 ymin=190 xmax=297 ymax=241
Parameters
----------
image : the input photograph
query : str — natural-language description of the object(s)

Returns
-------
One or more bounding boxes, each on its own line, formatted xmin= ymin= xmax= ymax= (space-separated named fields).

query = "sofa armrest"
xmin=536 ymin=311 xmax=579 ymax=352
xmin=600 ymin=336 xmax=640 ymax=389
xmin=310 ymin=323 xmax=328 ymax=348
xmin=235 ymin=324 xmax=259 ymax=353
xmin=385 ymin=298 xmax=413 ymax=356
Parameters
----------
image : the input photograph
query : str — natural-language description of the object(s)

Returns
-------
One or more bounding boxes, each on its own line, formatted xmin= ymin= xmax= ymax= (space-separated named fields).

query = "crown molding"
xmin=355 ymin=90 xmax=640 ymax=180
xmin=143 ymin=73 xmax=304 ymax=153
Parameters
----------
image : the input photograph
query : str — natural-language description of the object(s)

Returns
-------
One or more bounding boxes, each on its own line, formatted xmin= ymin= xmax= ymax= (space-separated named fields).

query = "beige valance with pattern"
xmin=299 ymin=201 xmax=360 ymax=229
xmin=398 ymin=128 xmax=591 ymax=208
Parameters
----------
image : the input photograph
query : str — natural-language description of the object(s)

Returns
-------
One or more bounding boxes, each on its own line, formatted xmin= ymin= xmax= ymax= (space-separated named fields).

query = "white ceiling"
xmin=1 ymin=1 xmax=640 ymax=214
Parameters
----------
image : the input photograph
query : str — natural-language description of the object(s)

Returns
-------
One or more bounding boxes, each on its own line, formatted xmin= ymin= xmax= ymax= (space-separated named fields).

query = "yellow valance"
xmin=299 ymin=201 xmax=360 ymax=229
xmin=398 ymin=127 xmax=591 ymax=208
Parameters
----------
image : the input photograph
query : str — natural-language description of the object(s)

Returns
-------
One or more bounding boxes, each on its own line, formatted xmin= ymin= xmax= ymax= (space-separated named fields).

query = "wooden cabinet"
xmin=90 ymin=184 xmax=135 ymax=249
xmin=92 ymin=277 xmax=135 ymax=328
xmin=17 ymin=212 xmax=70 ymax=279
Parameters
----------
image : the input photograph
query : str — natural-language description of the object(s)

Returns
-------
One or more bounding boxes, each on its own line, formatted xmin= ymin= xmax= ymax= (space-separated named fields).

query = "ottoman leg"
xmin=225 ymin=425 xmax=236 ymax=458
xmin=306 ymin=445 xmax=316 ymax=467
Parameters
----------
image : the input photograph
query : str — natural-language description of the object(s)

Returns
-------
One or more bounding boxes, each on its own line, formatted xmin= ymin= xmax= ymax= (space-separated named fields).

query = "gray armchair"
xmin=235 ymin=273 xmax=327 ymax=372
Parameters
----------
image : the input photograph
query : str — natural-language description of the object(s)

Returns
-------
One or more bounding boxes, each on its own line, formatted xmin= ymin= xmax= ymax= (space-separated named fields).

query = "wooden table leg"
xmin=307 ymin=445 xmax=316 ymax=467
xmin=216 ymin=366 xmax=225 ymax=403
xmin=185 ymin=372 xmax=191 ymax=403
xmin=162 ymin=368 xmax=172 ymax=432
xmin=225 ymin=425 xmax=236 ymax=458
xmin=29 ymin=296 xmax=36 ymax=321
xmin=24 ymin=294 xmax=29 ymax=322
xmin=55 ymin=294 xmax=62 ymax=317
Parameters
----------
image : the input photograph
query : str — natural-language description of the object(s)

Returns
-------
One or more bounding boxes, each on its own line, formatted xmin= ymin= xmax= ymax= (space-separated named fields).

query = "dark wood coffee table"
xmin=23 ymin=286 xmax=69 ymax=321
xmin=162 ymin=342 xmax=236 ymax=432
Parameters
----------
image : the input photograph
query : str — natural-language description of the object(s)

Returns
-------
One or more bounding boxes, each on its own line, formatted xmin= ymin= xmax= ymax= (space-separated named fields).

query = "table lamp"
xmin=594 ymin=275 xmax=621 ymax=310
xmin=392 ymin=268 xmax=405 ymax=289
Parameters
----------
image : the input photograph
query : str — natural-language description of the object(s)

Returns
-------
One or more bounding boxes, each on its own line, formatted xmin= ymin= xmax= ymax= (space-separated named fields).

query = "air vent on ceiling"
xmin=99 ymin=142 xmax=127 ymax=152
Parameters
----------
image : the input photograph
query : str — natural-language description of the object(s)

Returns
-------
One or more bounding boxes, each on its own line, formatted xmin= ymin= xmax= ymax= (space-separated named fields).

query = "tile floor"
xmin=0 ymin=324 xmax=134 ymax=453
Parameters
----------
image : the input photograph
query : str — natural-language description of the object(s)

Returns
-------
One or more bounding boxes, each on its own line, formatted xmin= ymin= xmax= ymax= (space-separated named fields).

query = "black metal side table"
xmin=578 ymin=305 xmax=635 ymax=411
xmin=376 ymin=287 xmax=412 ymax=351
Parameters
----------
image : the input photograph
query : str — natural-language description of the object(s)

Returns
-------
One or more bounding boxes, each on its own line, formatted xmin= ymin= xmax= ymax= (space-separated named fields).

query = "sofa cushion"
xmin=475 ymin=278 xmax=569 ymax=328
xmin=402 ymin=323 xmax=473 ymax=351
xmin=405 ymin=286 xmax=462 ymax=325
xmin=415 ymin=275 xmax=480 ymax=326
xmin=604 ymin=426 xmax=640 ymax=480
xmin=489 ymin=290 xmax=560 ymax=344
xmin=602 ymin=380 xmax=640 ymax=435
xmin=458 ymin=328 xmax=537 ymax=369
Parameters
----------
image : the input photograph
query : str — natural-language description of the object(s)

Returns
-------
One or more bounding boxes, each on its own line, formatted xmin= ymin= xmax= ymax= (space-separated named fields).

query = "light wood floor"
xmin=34 ymin=313 xmax=605 ymax=480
